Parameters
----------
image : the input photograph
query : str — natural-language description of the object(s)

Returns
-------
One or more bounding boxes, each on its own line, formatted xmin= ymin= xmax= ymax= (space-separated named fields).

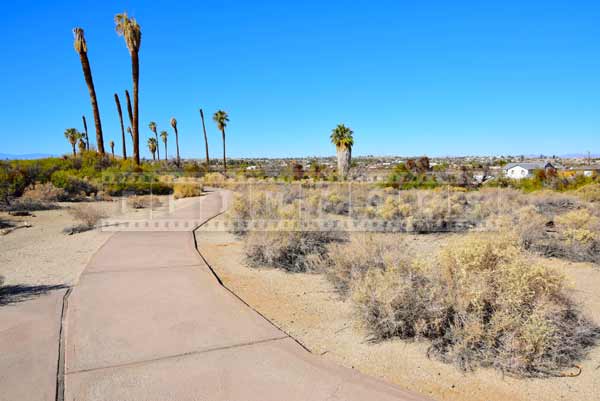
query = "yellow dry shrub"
xmin=173 ymin=182 xmax=202 ymax=199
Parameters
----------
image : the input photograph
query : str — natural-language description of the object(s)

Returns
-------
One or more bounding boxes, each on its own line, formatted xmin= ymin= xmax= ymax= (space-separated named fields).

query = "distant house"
xmin=572 ymin=165 xmax=600 ymax=177
xmin=503 ymin=162 xmax=555 ymax=179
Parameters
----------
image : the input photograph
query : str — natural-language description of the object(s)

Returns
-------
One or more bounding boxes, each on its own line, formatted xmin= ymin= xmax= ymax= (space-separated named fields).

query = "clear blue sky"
xmin=0 ymin=0 xmax=598 ymax=158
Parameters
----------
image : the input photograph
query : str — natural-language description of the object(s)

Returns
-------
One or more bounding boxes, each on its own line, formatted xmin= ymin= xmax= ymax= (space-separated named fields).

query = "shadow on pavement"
xmin=0 ymin=283 xmax=67 ymax=306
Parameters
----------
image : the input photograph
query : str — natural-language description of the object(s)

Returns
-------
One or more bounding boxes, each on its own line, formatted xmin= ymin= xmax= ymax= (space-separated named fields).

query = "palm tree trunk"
xmin=174 ymin=127 xmax=180 ymax=167
xmin=154 ymin=131 xmax=160 ymax=160
xmin=336 ymin=146 xmax=351 ymax=180
xmin=72 ymin=144 xmax=77 ymax=157
xmin=131 ymin=52 xmax=140 ymax=166
xmin=164 ymin=143 xmax=168 ymax=161
xmin=124 ymin=90 xmax=133 ymax=127
xmin=222 ymin=129 xmax=226 ymax=174
xmin=78 ymin=52 xmax=104 ymax=154
xmin=82 ymin=115 xmax=89 ymax=150
xmin=114 ymin=94 xmax=127 ymax=160
xmin=199 ymin=109 xmax=210 ymax=170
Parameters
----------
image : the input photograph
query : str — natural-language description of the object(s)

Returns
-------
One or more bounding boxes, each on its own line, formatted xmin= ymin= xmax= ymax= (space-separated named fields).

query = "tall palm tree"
xmin=115 ymin=13 xmax=142 ymax=165
xmin=81 ymin=115 xmax=89 ymax=149
xmin=330 ymin=124 xmax=354 ymax=180
xmin=109 ymin=140 xmax=115 ymax=159
xmin=212 ymin=110 xmax=229 ymax=174
xmin=199 ymin=109 xmax=210 ymax=170
xmin=148 ymin=121 xmax=160 ymax=160
xmin=160 ymin=131 xmax=168 ymax=162
xmin=64 ymin=128 xmax=82 ymax=157
xmin=170 ymin=118 xmax=180 ymax=166
xmin=147 ymin=137 xmax=158 ymax=160
xmin=72 ymin=28 xmax=104 ymax=154
xmin=114 ymin=93 xmax=127 ymax=160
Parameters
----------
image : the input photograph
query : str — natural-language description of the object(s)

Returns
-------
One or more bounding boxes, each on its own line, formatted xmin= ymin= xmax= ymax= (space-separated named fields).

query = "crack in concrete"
xmin=65 ymin=335 xmax=289 ymax=376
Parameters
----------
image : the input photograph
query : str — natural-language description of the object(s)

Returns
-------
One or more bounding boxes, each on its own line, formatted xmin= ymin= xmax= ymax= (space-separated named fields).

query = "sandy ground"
xmin=0 ymin=196 xmax=177 ymax=287
xmin=197 ymin=215 xmax=600 ymax=401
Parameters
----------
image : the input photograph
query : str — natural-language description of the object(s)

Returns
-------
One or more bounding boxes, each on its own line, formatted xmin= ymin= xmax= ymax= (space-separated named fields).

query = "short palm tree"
xmin=160 ymin=131 xmax=168 ymax=161
xmin=73 ymin=28 xmax=104 ymax=154
xmin=330 ymin=124 xmax=354 ymax=180
xmin=64 ymin=128 xmax=82 ymax=157
xmin=78 ymin=138 xmax=86 ymax=154
xmin=81 ymin=115 xmax=89 ymax=149
xmin=212 ymin=110 xmax=229 ymax=173
xmin=147 ymin=137 xmax=158 ymax=160
xmin=115 ymin=13 xmax=142 ymax=165
xmin=148 ymin=121 xmax=160 ymax=160
xmin=114 ymin=93 xmax=127 ymax=159
xmin=170 ymin=118 xmax=181 ymax=166
xmin=109 ymin=140 xmax=115 ymax=159
xmin=199 ymin=109 xmax=210 ymax=170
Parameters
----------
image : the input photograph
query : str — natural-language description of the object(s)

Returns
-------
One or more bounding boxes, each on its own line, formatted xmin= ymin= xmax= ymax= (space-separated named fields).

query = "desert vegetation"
xmin=225 ymin=182 xmax=600 ymax=377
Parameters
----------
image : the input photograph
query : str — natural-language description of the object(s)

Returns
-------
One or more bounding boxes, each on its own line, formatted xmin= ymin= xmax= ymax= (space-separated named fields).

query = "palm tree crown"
xmin=330 ymin=124 xmax=354 ymax=150
xmin=212 ymin=110 xmax=229 ymax=131
xmin=115 ymin=13 xmax=141 ymax=55
xmin=64 ymin=128 xmax=81 ymax=146
xmin=149 ymin=121 xmax=157 ymax=132
xmin=64 ymin=128 xmax=82 ymax=156
xmin=160 ymin=131 xmax=168 ymax=143
xmin=147 ymin=137 xmax=157 ymax=159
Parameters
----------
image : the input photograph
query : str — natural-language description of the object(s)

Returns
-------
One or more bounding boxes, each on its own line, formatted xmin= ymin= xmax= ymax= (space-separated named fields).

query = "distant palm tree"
xmin=114 ymin=93 xmax=127 ymax=160
xmin=78 ymin=138 xmax=86 ymax=154
xmin=72 ymin=28 xmax=104 ymax=154
xmin=115 ymin=13 xmax=142 ymax=165
xmin=147 ymin=137 xmax=158 ymax=160
xmin=330 ymin=124 xmax=354 ymax=180
xmin=212 ymin=110 xmax=229 ymax=173
xmin=81 ymin=115 xmax=89 ymax=149
xmin=127 ymin=126 xmax=133 ymax=142
xmin=148 ymin=121 xmax=160 ymax=160
xmin=170 ymin=118 xmax=181 ymax=166
xmin=199 ymin=109 xmax=210 ymax=170
xmin=109 ymin=140 xmax=115 ymax=159
xmin=64 ymin=128 xmax=82 ymax=157
xmin=160 ymin=131 xmax=168 ymax=161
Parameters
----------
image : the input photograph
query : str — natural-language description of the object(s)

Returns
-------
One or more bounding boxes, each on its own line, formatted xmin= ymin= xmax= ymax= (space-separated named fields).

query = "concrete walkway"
xmin=61 ymin=190 xmax=430 ymax=401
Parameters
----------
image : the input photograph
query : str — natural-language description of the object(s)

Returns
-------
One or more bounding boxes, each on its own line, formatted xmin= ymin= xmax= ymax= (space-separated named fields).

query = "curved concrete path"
xmin=62 ymin=190 xmax=430 ymax=401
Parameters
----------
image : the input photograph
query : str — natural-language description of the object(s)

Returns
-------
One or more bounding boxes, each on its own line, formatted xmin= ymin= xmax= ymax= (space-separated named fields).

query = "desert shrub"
xmin=244 ymin=228 xmax=345 ymax=272
xmin=322 ymin=191 xmax=349 ymax=215
xmin=202 ymin=172 xmax=226 ymax=187
xmin=323 ymin=234 xmax=402 ymax=296
xmin=576 ymin=184 xmax=600 ymax=203
xmin=21 ymin=182 xmax=67 ymax=202
xmin=67 ymin=204 xmax=107 ymax=232
xmin=173 ymin=182 xmax=202 ymax=199
xmin=50 ymin=170 xmax=97 ymax=197
xmin=351 ymin=234 xmax=600 ymax=376
xmin=517 ymin=207 xmax=600 ymax=264
xmin=126 ymin=195 xmax=163 ymax=209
